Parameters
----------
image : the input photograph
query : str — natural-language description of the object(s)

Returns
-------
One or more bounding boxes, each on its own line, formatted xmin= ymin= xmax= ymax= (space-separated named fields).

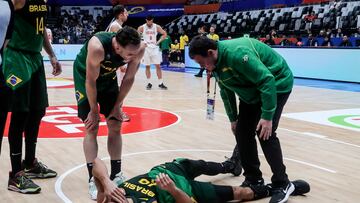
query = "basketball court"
xmin=0 ymin=60 xmax=359 ymax=202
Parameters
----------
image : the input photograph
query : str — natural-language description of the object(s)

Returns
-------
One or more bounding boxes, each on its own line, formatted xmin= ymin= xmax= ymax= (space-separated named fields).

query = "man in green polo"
xmin=189 ymin=36 xmax=297 ymax=203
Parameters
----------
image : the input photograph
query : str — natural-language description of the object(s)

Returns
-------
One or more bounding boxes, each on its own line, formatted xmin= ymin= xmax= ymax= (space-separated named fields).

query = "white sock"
xmin=147 ymin=78 xmax=151 ymax=84
xmin=158 ymin=79 xmax=163 ymax=85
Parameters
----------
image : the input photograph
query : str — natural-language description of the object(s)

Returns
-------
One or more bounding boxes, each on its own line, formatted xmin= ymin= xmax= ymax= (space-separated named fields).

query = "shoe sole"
xmin=8 ymin=185 xmax=41 ymax=194
xmin=25 ymin=172 xmax=57 ymax=179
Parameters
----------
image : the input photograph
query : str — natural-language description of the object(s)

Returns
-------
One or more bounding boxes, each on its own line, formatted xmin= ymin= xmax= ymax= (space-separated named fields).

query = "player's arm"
xmin=156 ymin=25 xmax=167 ymax=45
xmin=115 ymin=43 xmax=146 ymax=108
xmin=110 ymin=24 xmax=121 ymax=33
xmin=156 ymin=173 xmax=193 ymax=203
xmin=137 ymin=25 xmax=144 ymax=34
xmin=93 ymin=158 xmax=127 ymax=203
xmin=43 ymin=26 xmax=62 ymax=76
xmin=84 ymin=37 xmax=105 ymax=130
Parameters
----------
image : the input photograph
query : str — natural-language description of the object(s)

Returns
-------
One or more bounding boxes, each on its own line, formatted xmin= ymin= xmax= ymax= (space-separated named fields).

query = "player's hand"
xmin=257 ymin=119 xmax=273 ymax=141
xmin=85 ymin=110 xmax=100 ymax=131
xmin=108 ymin=105 xmax=122 ymax=121
xmin=231 ymin=120 xmax=238 ymax=136
xmin=103 ymin=179 xmax=127 ymax=203
xmin=156 ymin=173 xmax=177 ymax=193
xmin=50 ymin=56 xmax=62 ymax=76
xmin=119 ymin=66 xmax=127 ymax=73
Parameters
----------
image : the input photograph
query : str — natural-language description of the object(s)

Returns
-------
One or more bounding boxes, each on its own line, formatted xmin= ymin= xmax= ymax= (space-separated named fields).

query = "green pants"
xmin=2 ymin=48 xmax=48 ymax=112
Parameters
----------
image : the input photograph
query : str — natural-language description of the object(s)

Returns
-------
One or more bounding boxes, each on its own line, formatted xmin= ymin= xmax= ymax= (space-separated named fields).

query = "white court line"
xmin=55 ymin=149 xmax=337 ymax=203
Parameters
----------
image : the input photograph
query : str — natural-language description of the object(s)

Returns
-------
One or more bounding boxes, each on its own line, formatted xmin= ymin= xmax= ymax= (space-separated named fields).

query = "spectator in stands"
xmin=194 ymin=24 xmax=208 ymax=77
xmin=352 ymin=28 xmax=360 ymax=38
xmin=318 ymin=29 xmax=326 ymax=38
xmin=296 ymin=38 xmax=303 ymax=47
xmin=304 ymin=11 xmax=317 ymax=23
xmin=280 ymin=37 xmax=293 ymax=46
xmin=264 ymin=34 xmax=275 ymax=46
xmin=170 ymin=39 xmax=181 ymax=63
xmin=335 ymin=28 xmax=344 ymax=38
xmin=326 ymin=28 xmax=333 ymax=38
xmin=321 ymin=36 xmax=333 ymax=47
xmin=207 ymin=26 xmax=220 ymax=41
xmin=160 ymin=30 xmax=172 ymax=67
xmin=305 ymin=34 xmax=318 ymax=47
xmin=270 ymin=29 xmax=278 ymax=38
xmin=179 ymin=30 xmax=189 ymax=65
xmin=339 ymin=35 xmax=352 ymax=47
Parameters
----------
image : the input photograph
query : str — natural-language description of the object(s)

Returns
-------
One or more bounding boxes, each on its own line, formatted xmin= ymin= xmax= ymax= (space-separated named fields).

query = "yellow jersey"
xmin=207 ymin=33 xmax=219 ymax=41
xmin=179 ymin=35 xmax=189 ymax=50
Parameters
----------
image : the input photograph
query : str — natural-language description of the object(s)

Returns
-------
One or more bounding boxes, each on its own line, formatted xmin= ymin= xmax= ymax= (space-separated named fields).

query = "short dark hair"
xmin=189 ymin=36 xmax=217 ymax=59
xmin=146 ymin=15 xmax=154 ymax=21
xmin=115 ymin=26 xmax=141 ymax=47
xmin=113 ymin=5 xmax=125 ymax=18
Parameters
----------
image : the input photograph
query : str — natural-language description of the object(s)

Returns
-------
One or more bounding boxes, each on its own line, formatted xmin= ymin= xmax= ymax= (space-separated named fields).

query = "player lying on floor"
xmin=93 ymin=157 xmax=310 ymax=203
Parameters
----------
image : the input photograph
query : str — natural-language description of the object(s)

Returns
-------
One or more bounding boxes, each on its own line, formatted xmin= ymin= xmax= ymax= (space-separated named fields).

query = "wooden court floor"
xmin=0 ymin=61 xmax=359 ymax=202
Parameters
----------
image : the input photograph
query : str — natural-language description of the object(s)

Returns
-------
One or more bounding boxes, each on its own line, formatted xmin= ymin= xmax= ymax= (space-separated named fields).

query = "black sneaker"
xmin=146 ymin=83 xmax=152 ymax=90
xmin=8 ymin=171 xmax=41 ymax=194
xmin=269 ymin=182 xmax=295 ymax=203
xmin=222 ymin=146 xmax=242 ymax=176
xmin=292 ymin=180 xmax=310 ymax=196
xmin=23 ymin=158 xmax=57 ymax=179
xmin=266 ymin=180 xmax=310 ymax=196
xmin=158 ymin=83 xmax=168 ymax=90
xmin=249 ymin=184 xmax=271 ymax=200
xmin=241 ymin=179 xmax=265 ymax=187
xmin=194 ymin=73 xmax=203 ymax=77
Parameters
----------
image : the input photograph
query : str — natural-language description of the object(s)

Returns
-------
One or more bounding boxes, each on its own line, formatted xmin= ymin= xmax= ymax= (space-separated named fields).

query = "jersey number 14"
xmin=36 ymin=17 xmax=44 ymax=35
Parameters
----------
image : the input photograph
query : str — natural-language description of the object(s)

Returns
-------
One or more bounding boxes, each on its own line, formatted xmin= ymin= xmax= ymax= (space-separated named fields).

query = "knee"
xmin=107 ymin=122 xmax=121 ymax=136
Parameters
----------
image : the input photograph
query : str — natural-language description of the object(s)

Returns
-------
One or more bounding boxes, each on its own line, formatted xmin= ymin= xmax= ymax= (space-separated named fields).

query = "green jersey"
xmin=7 ymin=0 xmax=47 ymax=53
xmin=160 ymin=36 xmax=172 ymax=51
xmin=214 ymin=37 xmax=294 ymax=121
xmin=73 ymin=32 xmax=126 ymax=104
xmin=119 ymin=159 xmax=197 ymax=203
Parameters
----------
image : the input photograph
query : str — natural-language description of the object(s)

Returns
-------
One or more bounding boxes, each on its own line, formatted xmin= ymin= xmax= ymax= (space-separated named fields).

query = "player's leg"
xmin=3 ymin=49 xmax=41 ymax=194
xmin=23 ymin=62 xmax=57 ymax=179
xmin=174 ymin=158 xmax=232 ymax=180
xmin=236 ymin=101 xmax=264 ymax=186
xmin=99 ymin=85 xmax=125 ymax=186
xmin=189 ymin=180 xmax=269 ymax=203
xmin=222 ymin=143 xmax=242 ymax=176
xmin=145 ymin=65 xmax=152 ymax=90
xmin=116 ymin=67 xmax=130 ymax=122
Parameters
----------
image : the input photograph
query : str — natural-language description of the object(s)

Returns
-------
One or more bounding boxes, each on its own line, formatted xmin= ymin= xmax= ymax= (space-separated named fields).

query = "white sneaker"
xmin=112 ymin=171 xmax=126 ymax=186
xmin=88 ymin=177 xmax=98 ymax=201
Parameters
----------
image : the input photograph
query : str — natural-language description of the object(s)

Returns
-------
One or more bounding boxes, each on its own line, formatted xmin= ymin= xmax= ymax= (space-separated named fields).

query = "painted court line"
xmin=55 ymin=149 xmax=337 ymax=203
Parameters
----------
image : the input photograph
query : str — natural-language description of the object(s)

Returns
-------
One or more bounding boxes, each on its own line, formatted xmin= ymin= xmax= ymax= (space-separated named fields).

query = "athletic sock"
xmin=24 ymin=110 xmax=44 ymax=166
xmin=158 ymin=79 xmax=163 ymax=85
xmin=110 ymin=159 xmax=122 ymax=180
xmin=147 ymin=78 xmax=151 ymax=84
xmin=87 ymin=163 xmax=93 ymax=181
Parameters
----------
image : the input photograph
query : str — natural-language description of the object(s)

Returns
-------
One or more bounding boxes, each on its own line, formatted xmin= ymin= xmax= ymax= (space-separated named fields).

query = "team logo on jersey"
xmin=75 ymin=90 xmax=84 ymax=103
xmin=6 ymin=75 xmax=23 ymax=87
xmin=222 ymin=67 xmax=232 ymax=72
xmin=243 ymin=55 xmax=249 ymax=63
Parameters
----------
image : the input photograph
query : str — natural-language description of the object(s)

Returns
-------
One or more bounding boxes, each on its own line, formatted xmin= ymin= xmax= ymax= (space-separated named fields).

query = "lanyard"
xmin=207 ymin=72 xmax=217 ymax=99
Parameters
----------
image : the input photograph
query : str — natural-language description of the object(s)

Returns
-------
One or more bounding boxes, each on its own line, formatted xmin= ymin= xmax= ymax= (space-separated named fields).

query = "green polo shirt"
xmin=214 ymin=37 xmax=293 ymax=121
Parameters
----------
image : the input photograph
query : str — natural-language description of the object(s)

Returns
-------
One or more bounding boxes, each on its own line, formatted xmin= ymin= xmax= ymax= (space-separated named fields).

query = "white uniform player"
xmin=138 ymin=15 xmax=168 ymax=90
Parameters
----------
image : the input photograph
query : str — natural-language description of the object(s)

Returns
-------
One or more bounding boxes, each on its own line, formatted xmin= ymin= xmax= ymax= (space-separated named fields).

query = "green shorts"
xmin=2 ymin=48 xmax=48 ymax=112
xmin=74 ymin=69 xmax=119 ymax=121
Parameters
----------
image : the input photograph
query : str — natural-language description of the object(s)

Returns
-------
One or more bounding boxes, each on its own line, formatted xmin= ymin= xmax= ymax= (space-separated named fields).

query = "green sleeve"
xmin=218 ymin=82 xmax=238 ymax=122
xmin=232 ymin=49 xmax=277 ymax=120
